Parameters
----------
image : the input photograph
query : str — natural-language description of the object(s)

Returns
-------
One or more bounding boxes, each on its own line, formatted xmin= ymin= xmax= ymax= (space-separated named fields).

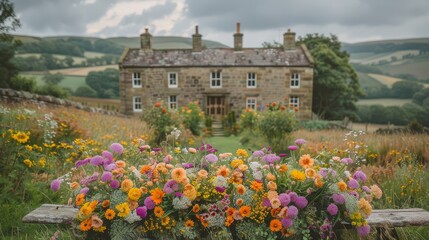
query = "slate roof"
xmin=119 ymin=45 xmax=313 ymax=68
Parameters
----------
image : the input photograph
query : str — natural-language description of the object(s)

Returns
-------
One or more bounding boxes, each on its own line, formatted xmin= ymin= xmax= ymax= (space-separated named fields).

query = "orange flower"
xmin=239 ymin=206 xmax=251 ymax=217
xmin=236 ymin=184 xmax=246 ymax=195
xmin=227 ymin=207 xmax=236 ymax=216
xmin=305 ymin=168 xmax=316 ymax=178
xmin=150 ymin=188 xmax=165 ymax=204
xmin=314 ymin=177 xmax=324 ymax=188
xmin=115 ymin=160 xmax=126 ymax=168
xmin=216 ymin=165 xmax=230 ymax=177
xmin=271 ymin=207 xmax=281 ymax=217
xmin=183 ymin=184 xmax=197 ymax=200
xmin=279 ymin=164 xmax=288 ymax=173
xmin=105 ymin=209 xmax=115 ymax=220
xmin=140 ymin=165 xmax=152 ymax=174
xmin=101 ymin=200 xmax=110 ymax=208
xmin=266 ymin=173 xmax=276 ymax=181
xmin=70 ymin=181 xmax=79 ymax=189
xmin=337 ymin=181 xmax=347 ymax=191
xmin=161 ymin=216 xmax=170 ymax=226
xmin=185 ymin=219 xmax=195 ymax=228
xmin=121 ymin=179 xmax=134 ymax=192
xmin=225 ymin=215 xmax=234 ymax=227
xmin=299 ymin=154 xmax=314 ymax=169
xmin=267 ymin=181 xmax=277 ymax=191
xmin=236 ymin=198 xmax=243 ymax=206
xmin=154 ymin=206 xmax=164 ymax=218
xmin=171 ymin=167 xmax=187 ymax=182
xmin=80 ymin=218 xmax=92 ymax=231
xmin=197 ymin=169 xmax=208 ymax=178
xmin=75 ymin=193 xmax=85 ymax=206
xmin=250 ymin=181 xmax=263 ymax=191
xmin=269 ymin=219 xmax=282 ymax=232
xmin=192 ymin=204 xmax=200 ymax=213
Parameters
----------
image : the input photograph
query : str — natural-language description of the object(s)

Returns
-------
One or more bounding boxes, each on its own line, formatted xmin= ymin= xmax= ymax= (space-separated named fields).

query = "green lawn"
xmin=203 ymin=136 xmax=249 ymax=153
xmin=20 ymin=73 xmax=88 ymax=92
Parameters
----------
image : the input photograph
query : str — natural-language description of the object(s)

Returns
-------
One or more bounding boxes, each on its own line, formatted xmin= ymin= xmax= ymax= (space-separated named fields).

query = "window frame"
xmin=247 ymin=72 xmax=257 ymax=88
xmin=133 ymin=96 xmax=142 ymax=112
xmin=132 ymin=72 xmax=142 ymax=88
xmin=168 ymin=72 xmax=178 ymax=88
xmin=210 ymin=71 xmax=222 ymax=88
xmin=289 ymin=96 xmax=299 ymax=108
xmin=290 ymin=73 xmax=300 ymax=88
xmin=168 ymin=95 xmax=177 ymax=110
xmin=246 ymin=97 xmax=257 ymax=110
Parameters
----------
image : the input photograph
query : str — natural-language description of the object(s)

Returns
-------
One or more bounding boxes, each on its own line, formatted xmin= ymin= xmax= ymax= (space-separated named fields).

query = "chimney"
xmin=234 ymin=22 xmax=243 ymax=51
xmin=140 ymin=28 xmax=152 ymax=50
xmin=192 ymin=25 xmax=203 ymax=52
xmin=283 ymin=28 xmax=296 ymax=50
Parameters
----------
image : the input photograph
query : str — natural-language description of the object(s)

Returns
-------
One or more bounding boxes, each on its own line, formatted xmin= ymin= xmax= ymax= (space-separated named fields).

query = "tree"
xmin=297 ymin=34 xmax=364 ymax=120
xmin=0 ymin=0 xmax=21 ymax=88
xmin=85 ymin=68 xmax=119 ymax=98
xmin=391 ymin=81 xmax=423 ymax=99
xmin=43 ymin=72 xmax=64 ymax=85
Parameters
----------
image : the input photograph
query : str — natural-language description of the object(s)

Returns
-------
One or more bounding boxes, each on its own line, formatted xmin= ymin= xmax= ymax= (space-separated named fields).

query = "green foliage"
xmin=0 ymin=0 xmax=21 ymax=43
xmin=179 ymin=101 xmax=204 ymax=136
xmin=391 ymin=81 xmax=423 ymax=98
xmin=223 ymin=111 xmax=239 ymax=136
xmin=42 ymin=72 xmax=64 ymax=85
xmin=9 ymin=75 xmax=36 ymax=92
xmin=141 ymin=102 xmax=177 ymax=145
xmin=298 ymin=34 xmax=364 ymax=120
xmin=0 ymin=42 xmax=19 ymax=88
xmin=36 ymin=83 xmax=69 ymax=98
xmin=85 ymin=68 xmax=119 ymax=98
xmin=74 ymin=85 xmax=97 ymax=98
xmin=238 ymin=109 xmax=258 ymax=132
xmin=413 ymin=88 xmax=429 ymax=105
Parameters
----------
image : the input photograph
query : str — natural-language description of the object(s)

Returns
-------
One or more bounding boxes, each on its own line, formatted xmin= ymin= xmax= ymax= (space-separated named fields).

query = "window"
xmin=168 ymin=72 xmax=178 ymax=88
xmin=290 ymin=73 xmax=300 ymax=88
xmin=133 ymin=96 xmax=142 ymax=112
xmin=246 ymin=97 xmax=257 ymax=110
xmin=210 ymin=71 xmax=222 ymax=88
xmin=132 ymin=72 xmax=141 ymax=88
xmin=247 ymin=73 xmax=257 ymax=88
xmin=168 ymin=96 xmax=177 ymax=110
xmin=289 ymin=96 xmax=299 ymax=108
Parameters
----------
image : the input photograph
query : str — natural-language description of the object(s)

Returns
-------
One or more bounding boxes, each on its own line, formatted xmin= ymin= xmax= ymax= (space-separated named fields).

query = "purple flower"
xmin=144 ymin=197 xmax=155 ymax=210
xmin=278 ymin=193 xmax=291 ymax=206
xmin=288 ymin=145 xmax=299 ymax=151
xmin=281 ymin=217 xmax=293 ymax=227
xmin=205 ymin=153 xmax=218 ymax=163
xmin=174 ymin=192 xmax=183 ymax=197
xmin=349 ymin=191 xmax=359 ymax=199
xmin=152 ymin=147 xmax=162 ymax=152
xmin=262 ymin=198 xmax=271 ymax=207
xmin=294 ymin=139 xmax=306 ymax=145
xmin=110 ymin=143 xmax=124 ymax=154
xmin=353 ymin=170 xmax=367 ymax=182
xmin=102 ymin=151 xmax=113 ymax=163
xmin=327 ymin=204 xmax=338 ymax=215
xmin=80 ymin=172 xmax=99 ymax=186
xmin=253 ymin=150 xmax=265 ymax=157
xmin=101 ymin=171 xmax=113 ymax=182
xmin=332 ymin=193 xmax=345 ymax=204
xmin=279 ymin=153 xmax=287 ymax=157
xmin=75 ymin=158 xmax=90 ymax=168
xmin=110 ymin=180 xmax=120 ymax=189
xmin=340 ymin=158 xmax=353 ymax=164
xmin=80 ymin=187 xmax=89 ymax=195
xmin=182 ymin=163 xmax=193 ymax=169
xmin=104 ymin=163 xmax=116 ymax=171
xmin=262 ymin=154 xmax=280 ymax=164
xmin=215 ymin=186 xmax=226 ymax=193
xmin=287 ymin=205 xmax=299 ymax=219
xmin=348 ymin=179 xmax=360 ymax=189
xmin=362 ymin=186 xmax=371 ymax=193
xmin=295 ymin=196 xmax=308 ymax=209
xmin=357 ymin=225 xmax=370 ymax=237
xmin=136 ymin=206 xmax=148 ymax=218
xmin=288 ymin=192 xmax=298 ymax=203
xmin=90 ymin=155 xmax=103 ymax=166
xmin=164 ymin=180 xmax=179 ymax=194
xmin=50 ymin=179 xmax=62 ymax=192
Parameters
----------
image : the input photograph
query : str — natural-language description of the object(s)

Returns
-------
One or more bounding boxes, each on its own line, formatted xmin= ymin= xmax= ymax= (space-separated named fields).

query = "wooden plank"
xmin=22 ymin=204 xmax=78 ymax=224
xmin=367 ymin=208 xmax=429 ymax=227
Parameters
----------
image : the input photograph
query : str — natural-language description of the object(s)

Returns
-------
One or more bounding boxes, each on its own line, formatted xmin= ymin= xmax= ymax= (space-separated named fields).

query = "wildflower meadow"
xmin=1 ymin=102 xmax=428 ymax=239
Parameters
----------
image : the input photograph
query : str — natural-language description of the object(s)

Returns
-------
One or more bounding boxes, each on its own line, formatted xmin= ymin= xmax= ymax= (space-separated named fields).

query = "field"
xmin=1 ymin=102 xmax=429 ymax=239
xmin=357 ymin=98 xmax=412 ymax=107
xmin=47 ymin=64 xmax=118 ymax=76
xmin=69 ymin=96 xmax=121 ymax=110
xmin=350 ymin=50 xmax=420 ymax=65
xmin=20 ymin=73 xmax=88 ymax=92
xmin=15 ymin=53 xmax=88 ymax=64
xmin=367 ymin=73 xmax=404 ymax=87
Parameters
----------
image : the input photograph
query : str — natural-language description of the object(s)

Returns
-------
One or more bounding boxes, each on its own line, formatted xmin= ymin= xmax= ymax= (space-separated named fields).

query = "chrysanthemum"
xmin=80 ymin=218 xmax=92 ymax=231
xmin=337 ymin=181 xmax=348 ymax=191
xmin=171 ymin=167 xmax=187 ymax=182
xmin=105 ymin=209 xmax=116 ymax=220
xmin=239 ymin=206 xmax=251 ymax=217
xmin=236 ymin=148 xmax=248 ymax=158
xmin=115 ymin=202 xmax=130 ymax=218
xmin=183 ymin=184 xmax=197 ymax=200
xmin=154 ymin=206 xmax=164 ymax=218
xmin=150 ymin=188 xmax=165 ymax=204
xmin=236 ymin=184 xmax=246 ymax=195
xmin=250 ymin=180 xmax=263 ymax=191
xmin=299 ymin=154 xmax=314 ymax=169
xmin=120 ymin=179 xmax=134 ymax=192
xmin=128 ymin=187 xmax=142 ymax=201
xmin=216 ymin=165 xmax=230 ymax=177
xmin=185 ymin=219 xmax=194 ymax=228
xmin=290 ymin=169 xmax=306 ymax=181
xmin=269 ymin=219 xmax=282 ymax=232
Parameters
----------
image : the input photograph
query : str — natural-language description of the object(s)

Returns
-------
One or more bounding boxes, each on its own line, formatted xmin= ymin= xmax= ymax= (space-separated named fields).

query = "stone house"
xmin=119 ymin=23 xmax=314 ymax=120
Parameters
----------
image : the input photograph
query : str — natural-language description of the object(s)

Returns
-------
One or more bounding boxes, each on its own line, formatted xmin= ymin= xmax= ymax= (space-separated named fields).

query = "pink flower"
xmin=295 ymin=196 xmax=308 ymax=209
xmin=110 ymin=143 xmax=124 ymax=154
xmin=50 ymin=179 xmax=62 ymax=192
xmin=357 ymin=224 xmax=370 ymax=237
xmin=136 ymin=206 xmax=148 ymax=218
xmin=205 ymin=154 xmax=218 ymax=163
xmin=327 ymin=203 xmax=338 ymax=215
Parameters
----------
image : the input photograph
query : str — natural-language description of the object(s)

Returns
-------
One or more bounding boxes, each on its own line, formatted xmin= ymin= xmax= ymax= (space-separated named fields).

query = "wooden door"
xmin=206 ymin=96 xmax=225 ymax=120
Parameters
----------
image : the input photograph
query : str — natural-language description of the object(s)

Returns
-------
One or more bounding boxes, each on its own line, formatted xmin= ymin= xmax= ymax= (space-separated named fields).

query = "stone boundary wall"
xmin=0 ymin=88 xmax=118 ymax=116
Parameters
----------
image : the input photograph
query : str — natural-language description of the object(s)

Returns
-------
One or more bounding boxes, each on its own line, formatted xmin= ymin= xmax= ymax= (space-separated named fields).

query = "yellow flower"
xmin=128 ymin=188 xmax=142 ymax=201
xmin=236 ymin=149 xmax=248 ymax=158
xmin=25 ymin=145 xmax=33 ymax=151
xmin=337 ymin=181 xmax=347 ymax=191
xmin=154 ymin=206 xmax=164 ymax=218
xmin=185 ymin=219 xmax=194 ymax=228
xmin=12 ymin=131 xmax=30 ymax=144
xmin=231 ymin=159 xmax=244 ymax=168
xmin=105 ymin=209 xmax=116 ymax=220
xmin=121 ymin=179 xmax=134 ymax=192
xmin=290 ymin=169 xmax=306 ymax=181
xmin=183 ymin=184 xmax=197 ymax=201
xmin=38 ymin=157 xmax=46 ymax=168
xmin=23 ymin=159 xmax=34 ymax=168
xmin=115 ymin=202 xmax=130 ymax=218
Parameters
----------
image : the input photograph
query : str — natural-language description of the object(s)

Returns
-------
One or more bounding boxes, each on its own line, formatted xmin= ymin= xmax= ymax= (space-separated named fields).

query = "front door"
xmin=206 ymin=96 xmax=225 ymax=120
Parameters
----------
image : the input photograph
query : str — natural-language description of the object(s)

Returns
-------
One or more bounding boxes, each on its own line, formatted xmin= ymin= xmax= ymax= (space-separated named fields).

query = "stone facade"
xmin=119 ymin=24 xmax=314 ymax=120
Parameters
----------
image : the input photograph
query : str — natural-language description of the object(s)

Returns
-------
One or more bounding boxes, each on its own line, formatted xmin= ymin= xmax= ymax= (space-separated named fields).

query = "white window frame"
xmin=210 ymin=71 xmax=222 ymax=88
xmin=132 ymin=72 xmax=141 ymax=88
xmin=290 ymin=73 xmax=300 ymax=88
xmin=246 ymin=97 xmax=257 ymax=110
xmin=247 ymin=72 xmax=257 ymax=88
xmin=168 ymin=72 xmax=178 ymax=88
xmin=168 ymin=95 xmax=177 ymax=110
xmin=133 ymin=96 xmax=142 ymax=112
xmin=289 ymin=96 xmax=299 ymax=108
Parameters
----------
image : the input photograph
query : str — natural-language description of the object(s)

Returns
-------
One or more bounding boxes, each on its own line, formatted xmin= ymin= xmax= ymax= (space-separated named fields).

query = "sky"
xmin=11 ymin=0 xmax=429 ymax=47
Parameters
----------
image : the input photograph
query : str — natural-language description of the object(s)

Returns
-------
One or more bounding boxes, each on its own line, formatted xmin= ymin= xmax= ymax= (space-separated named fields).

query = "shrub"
xmin=179 ymin=101 xmax=204 ymax=136
xmin=141 ymin=102 xmax=178 ymax=145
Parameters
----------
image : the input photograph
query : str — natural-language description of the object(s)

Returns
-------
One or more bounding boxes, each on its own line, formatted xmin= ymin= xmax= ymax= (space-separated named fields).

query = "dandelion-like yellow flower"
xmin=12 ymin=131 xmax=30 ymax=144
xmin=231 ymin=159 xmax=244 ymax=168
xmin=115 ymin=202 xmax=130 ymax=218
xmin=128 ymin=187 xmax=142 ymax=201
xmin=23 ymin=159 xmax=34 ymax=168
xmin=236 ymin=149 xmax=248 ymax=158
xmin=290 ymin=169 xmax=306 ymax=181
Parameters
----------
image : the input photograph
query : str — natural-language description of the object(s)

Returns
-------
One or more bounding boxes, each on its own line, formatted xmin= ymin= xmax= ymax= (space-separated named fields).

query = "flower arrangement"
xmin=51 ymin=131 xmax=382 ymax=240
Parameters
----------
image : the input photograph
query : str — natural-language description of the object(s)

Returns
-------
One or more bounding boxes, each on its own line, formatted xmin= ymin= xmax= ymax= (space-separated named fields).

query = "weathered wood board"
xmin=367 ymin=208 xmax=429 ymax=227
xmin=22 ymin=204 xmax=78 ymax=224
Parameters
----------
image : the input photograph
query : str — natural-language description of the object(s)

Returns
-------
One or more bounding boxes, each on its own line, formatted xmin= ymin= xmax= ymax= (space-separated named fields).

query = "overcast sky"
xmin=11 ymin=0 xmax=429 ymax=47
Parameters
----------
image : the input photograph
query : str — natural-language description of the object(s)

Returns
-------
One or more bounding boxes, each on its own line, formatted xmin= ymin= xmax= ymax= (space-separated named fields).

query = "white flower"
xmin=125 ymin=211 xmax=141 ymax=224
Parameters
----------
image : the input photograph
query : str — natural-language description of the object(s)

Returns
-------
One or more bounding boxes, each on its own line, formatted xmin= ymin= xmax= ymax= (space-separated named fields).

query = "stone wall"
xmin=0 ymin=88 xmax=118 ymax=115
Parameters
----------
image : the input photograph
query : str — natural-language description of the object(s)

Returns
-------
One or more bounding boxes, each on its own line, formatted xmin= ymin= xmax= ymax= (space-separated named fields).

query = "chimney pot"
xmin=236 ymin=22 xmax=240 ymax=33
xmin=192 ymin=25 xmax=202 ymax=52
xmin=140 ymin=28 xmax=152 ymax=50
xmin=234 ymin=22 xmax=243 ymax=51
xmin=283 ymin=28 xmax=296 ymax=50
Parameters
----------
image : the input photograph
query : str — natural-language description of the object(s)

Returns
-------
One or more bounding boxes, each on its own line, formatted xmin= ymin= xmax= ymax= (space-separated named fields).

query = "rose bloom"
xmin=171 ymin=168 xmax=187 ymax=182
xmin=270 ymin=198 xmax=281 ymax=209
xmin=266 ymin=173 xmax=276 ymax=181
xmin=267 ymin=181 xmax=277 ymax=191
xmin=198 ymin=169 xmax=208 ymax=178
xmin=91 ymin=215 xmax=103 ymax=229
xmin=121 ymin=179 xmax=134 ymax=192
